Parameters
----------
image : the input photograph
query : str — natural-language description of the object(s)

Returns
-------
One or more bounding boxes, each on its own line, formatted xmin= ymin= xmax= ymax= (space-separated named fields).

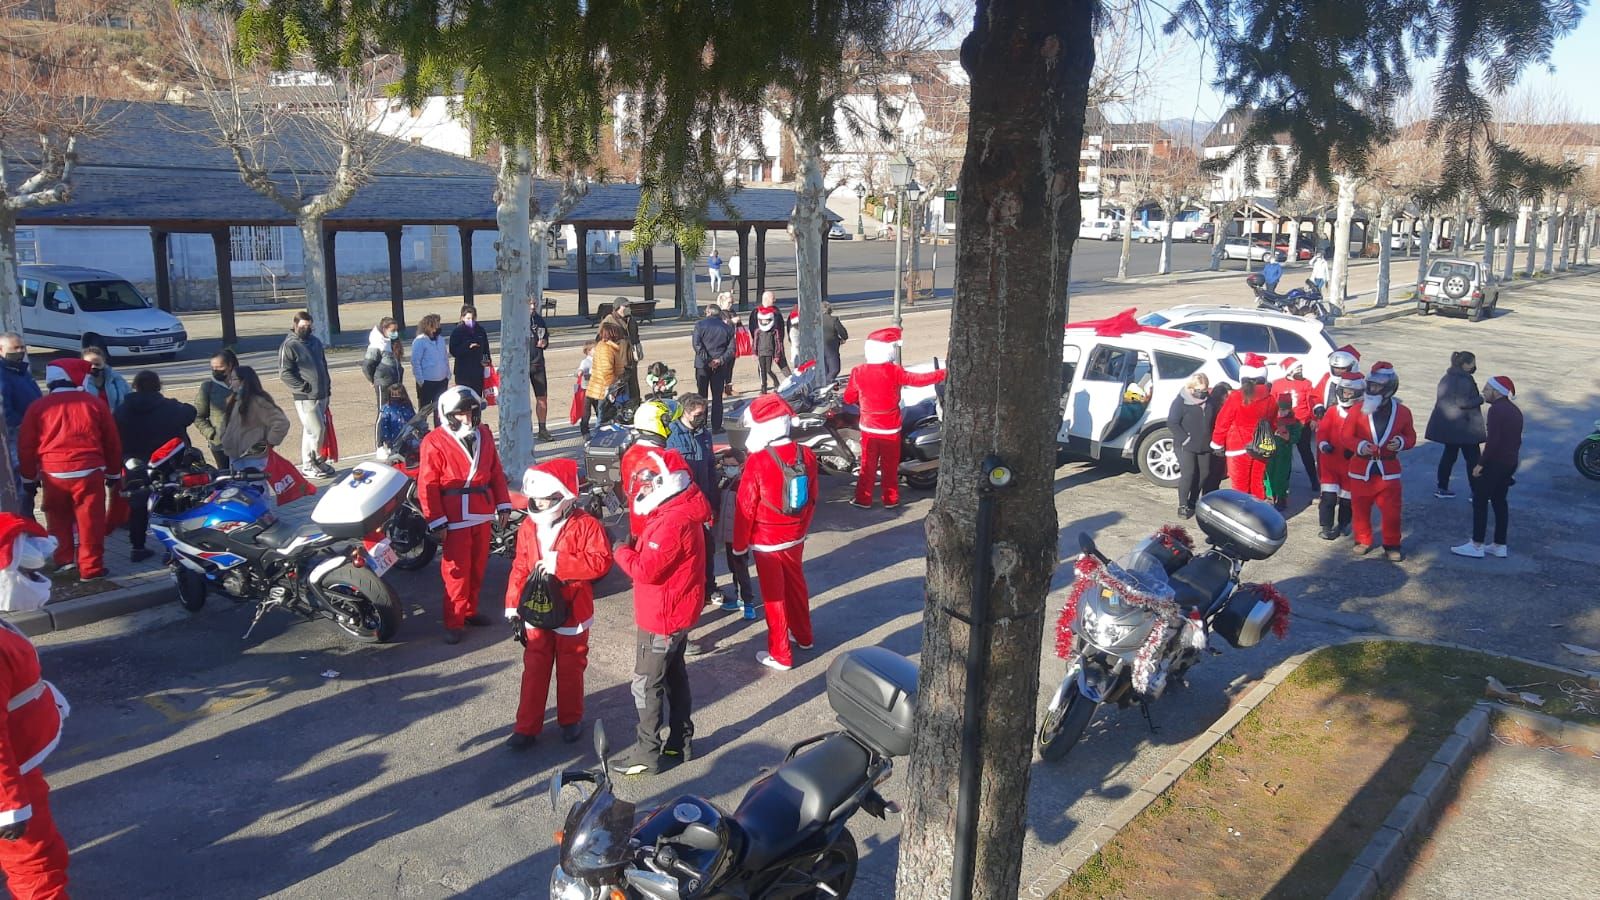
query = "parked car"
xmin=1129 ymin=224 xmax=1163 ymax=244
xmin=1389 ymin=232 xmax=1418 ymax=251
xmin=1259 ymin=237 xmax=1314 ymax=261
xmin=16 ymin=265 xmax=189 ymax=359
xmin=1189 ymin=223 xmax=1215 ymax=243
xmin=1079 ymin=219 xmax=1122 ymax=241
xmin=1221 ymin=237 xmax=1283 ymax=263
xmin=1416 ymin=258 xmax=1500 ymax=322
xmin=827 ymin=222 xmax=850 ymax=240
xmin=1140 ymin=305 xmax=1339 ymax=387
xmin=1058 ymin=312 xmax=1242 ymax=488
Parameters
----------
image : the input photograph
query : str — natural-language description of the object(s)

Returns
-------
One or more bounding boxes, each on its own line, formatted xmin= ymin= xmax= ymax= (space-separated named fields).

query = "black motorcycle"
xmin=1246 ymin=273 xmax=1337 ymax=321
xmin=548 ymin=647 xmax=915 ymax=899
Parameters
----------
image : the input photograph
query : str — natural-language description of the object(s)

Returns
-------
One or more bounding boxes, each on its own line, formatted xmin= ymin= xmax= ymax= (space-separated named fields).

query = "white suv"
xmin=1139 ymin=306 xmax=1338 ymax=387
xmin=1078 ymin=219 xmax=1122 ymax=241
xmin=1058 ymin=315 xmax=1242 ymax=488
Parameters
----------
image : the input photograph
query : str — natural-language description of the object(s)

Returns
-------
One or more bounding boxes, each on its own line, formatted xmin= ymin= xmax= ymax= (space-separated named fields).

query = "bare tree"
xmin=1148 ymin=147 xmax=1208 ymax=274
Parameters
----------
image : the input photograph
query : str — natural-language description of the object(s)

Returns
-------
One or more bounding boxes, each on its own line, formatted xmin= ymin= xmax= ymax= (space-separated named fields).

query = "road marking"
xmin=139 ymin=679 xmax=289 ymax=724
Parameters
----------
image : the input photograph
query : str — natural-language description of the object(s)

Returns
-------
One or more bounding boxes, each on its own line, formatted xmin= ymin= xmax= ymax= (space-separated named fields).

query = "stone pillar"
xmin=211 ymin=229 xmax=237 ymax=346
xmin=460 ymin=226 xmax=475 ymax=307
xmin=643 ymin=244 xmax=655 ymax=305
xmin=576 ymin=226 xmax=589 ymax=318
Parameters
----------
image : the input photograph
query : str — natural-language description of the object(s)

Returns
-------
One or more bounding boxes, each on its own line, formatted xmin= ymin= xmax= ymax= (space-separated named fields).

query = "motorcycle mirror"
xmin=1078 ymin=531 xmax=1106 ymax=562
xmin=593 ymin=720 xmax=610 ymax=768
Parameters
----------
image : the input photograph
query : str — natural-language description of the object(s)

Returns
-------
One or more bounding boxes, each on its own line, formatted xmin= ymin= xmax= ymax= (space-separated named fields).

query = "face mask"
xmin=387 ymin=330 xmax=399 ymax=341
xmin=4 ymin=351 xmax=24 ymax=364
xmin=211 ymin=369 xmax=229 ymax=381
xmin=90 ymin=366 xmax=105 ymax=376
xmin=463 ymin=316 xmax=475 ymax=327
xmin=1192 ymin=389 xmax=1208 ymax=399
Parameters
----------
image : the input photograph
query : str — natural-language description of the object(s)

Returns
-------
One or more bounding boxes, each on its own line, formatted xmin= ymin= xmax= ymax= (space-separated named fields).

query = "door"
xmin=1056 ymin=344 xmax=1081 ymax=444
xmin=1068 ymin=343 xmax=1136 ymax=458
xmin=32 ymin=281 xmax=80 ymax=351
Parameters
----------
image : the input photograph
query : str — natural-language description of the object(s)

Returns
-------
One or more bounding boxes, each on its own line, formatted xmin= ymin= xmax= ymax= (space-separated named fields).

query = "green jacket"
xmin=194 ymin=377 xmax=231 ymax=447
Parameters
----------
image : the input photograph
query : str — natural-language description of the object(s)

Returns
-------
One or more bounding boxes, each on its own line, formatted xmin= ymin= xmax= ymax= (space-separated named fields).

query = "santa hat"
xmin=1367 ymin=361 xmax=1398 ymax=388
xmin=628 ymin=448 xmax=693 ymax=516
xmin=0 ymin=514 xmax=56 ymax=613
xmin=1337 ymin=344 xmax=1360 ymax=361
xmin=743 ymin=393 xmax=794 ymax=452
xmin=1279 ymin=356 xmax=1302 ymax=375
xmin=45 ymin=357 xmax=91 ymax=389
xmin=522 ymin=458 xmax=578 ymax=500
xmin=864 ymin=326 xmax=903 ymax=365
xmin=0 ymin=515 xmax=49 ymax=571
xmin=788 ymin=309 xmax=799 ymax=323
xmin=1486 ymin=375 xmax=1515 ymax=399
xmin=1239 ymin=353 xmax=1269 ymax=380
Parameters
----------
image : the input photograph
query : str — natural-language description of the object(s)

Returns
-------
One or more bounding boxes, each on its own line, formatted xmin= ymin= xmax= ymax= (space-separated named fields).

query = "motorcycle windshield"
xmin=561 ymin=787 xmax=637 ymax=877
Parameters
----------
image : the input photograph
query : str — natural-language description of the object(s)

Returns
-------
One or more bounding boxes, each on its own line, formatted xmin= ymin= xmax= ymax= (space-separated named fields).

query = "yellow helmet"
xmin=631 ymin=399 xmax=673 ymax=439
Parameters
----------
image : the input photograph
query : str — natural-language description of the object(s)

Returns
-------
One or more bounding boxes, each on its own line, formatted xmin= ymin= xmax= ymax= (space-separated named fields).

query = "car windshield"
xmin=70 ymin=280 xmax=151 ymax=312
xmin=1426 ymin=261 xmax=1476 ymax=281
xmin=1137 ymin=312 xmax=1169 ymax=326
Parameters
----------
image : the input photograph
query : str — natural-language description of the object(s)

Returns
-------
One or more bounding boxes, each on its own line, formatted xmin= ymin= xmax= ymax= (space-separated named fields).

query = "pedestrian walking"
xmin=411 ymin=314 xmax=451 ymax=424
xmin=707 ymin=249 xmax=723 ymax=293
xmin=218 ymin=365 xmax=291 ymax=473
xmin=1311 ymin=248 xmax=1331 ymax=293
xmin=1209 ymin=354 xmax=1274 ymax=500
xmin=1314 ymin=373 xmax=1365 ymax=540
xmin=1425 ymin=350 xmax=1486 ymax=498
xmin=1167 ymin=373 xmax=1212 ymax=518
xmin=748 ymin=292 xmax=791 ymax=393
xmin=1200 ymin=382 xmax=1232 ymax=494
xmin=527 ymin=296 xmax=554 ymax=441
xmin=0 ymin=332 xmax=42 ymax=507
xmin=691 ymin=303 xmax=736 ymax=432
xmin=18 ymin=358 xmax=120 ymax=580
xmin=1343 ymin=362 xmax=1416 ymax=561
xmin=278 ymin=310 xmax=335 ymax=479
xmin=842 ymin=327 xmax=947 ymax=509
xmin=574 ymin=342 xmax=594 ymax=438
xmin=418 ymin=386 xmax=512 ymax=644
xmin=612 ymin=450 xmax=713 ymax=775
xmin=80 ymin=346 xmax=131 ymax=412
xmin=1261 ymin=257 xmax=1284 ymax=291
xmin=193 ymin=350 xmax=237 ymax=469
xmin=667 ymin=394 xmax=719 ymax=607
xmin=585 ymin=322 xmax=628 ymax=432
xmin=607 ymin=301 xmax=644 ymax=404
xmin=449 ymin=305 xmax=490 ymax=395
xmin=0 ymin=513 xmax=75 ymax=898
xmin=114 ymin=371 xmax=196 ymax=562
xmin=503 ymin=459 xmax=613 ymax=749
xmin=733 ymin=394 xmax=820 ymax=672
xmin=363 ymin=317 xmax=405 ymax=450
xmin=1452 ymin=376 xmax=1522 ymax=559
xmin=821 ymin=302 xmax=849 ymax=385
xmin=1271 ymin=357 xmax=1318 ymax=492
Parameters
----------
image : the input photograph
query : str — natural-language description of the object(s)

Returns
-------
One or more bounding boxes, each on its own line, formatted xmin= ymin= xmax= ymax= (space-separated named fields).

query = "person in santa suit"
xmin=618 ymin=399 xmax=676 ymax=540
xmin=1341 ymin=361 xmax=1416 ymax=561
xmin=17 ymin=358 xmax=121 ymax=580
xmin=0 ymin=514 xmax=74 ymax=899
xmin=1271 ymin=356 xmax=1318 ymax=493
xmin=747 ymin=292 xmax=791 ymax=394
xmin=418 ymin=386 xmax=512 ymax=644
xmin=842 ymin=327 xmax=947 ymax=509
xmin=732 ymin=394 xmax=819 ymax=671
xmin=1209 ymin=353 xmax=1275 ymax=500
xmin=1312 ymin=345 xmax=1361 ymax=420
xmin=502 ymin=459 xmax=612 ymax=750
xmin=1315 ymin=372 xmax=1365 ymax=540
xmin=612 ymin=450 xmax=713 ymax=775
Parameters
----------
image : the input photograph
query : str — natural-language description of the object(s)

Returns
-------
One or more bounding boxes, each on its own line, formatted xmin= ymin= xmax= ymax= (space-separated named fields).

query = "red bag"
xmin=318 ymin=406 xmax=339 ymax=463
xmin=568 ymin=382 xmax=585 ymax=425
xmin=483 ymin=362 xmax=501 ymax=406
xmin=735 ymin=323 xmax=754 ymax=358
xmin=264 ymin=450 xmax=317 ymax=505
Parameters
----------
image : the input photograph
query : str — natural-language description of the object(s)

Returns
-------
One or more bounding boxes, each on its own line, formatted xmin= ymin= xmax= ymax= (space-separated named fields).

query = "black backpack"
xmin=516 ymin=572 xmax=568 ymax=631
xmin=1246 ymin=417 xmax=1281 ymax=461
xmin=763 ymin=446 xmax=813 ymax=516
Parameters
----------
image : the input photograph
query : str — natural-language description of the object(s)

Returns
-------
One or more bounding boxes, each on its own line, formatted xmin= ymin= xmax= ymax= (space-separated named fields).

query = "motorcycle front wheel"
xmin=175 ymin=566 xmax=207 ymax=612
xmin=794 ymin=829 xmax=858 ymax=900
xmin=317 ymin=563 xmax=401 ymax=643
xmin=1038 ymin=683 xmax=1097 ymax=762
xmin=904 ymin=470 xmax=938 ymax=491
xmin=1575 ymin=438 xmax=1600 ymax=481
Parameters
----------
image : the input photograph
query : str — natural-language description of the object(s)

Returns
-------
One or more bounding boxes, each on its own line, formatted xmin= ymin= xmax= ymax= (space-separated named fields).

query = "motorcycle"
xmin=1576 ymin=420 xmax=1600 ymax=480
xmin=146 ymin=459 xmax=407 ymax=643
xmin=1037 ymin=489 xmax=1292 ymax=762
xmin=374 ymin=407 xmax=441 ymax=571
xmin=549 ymin=647 xmax=916 ymax=899
xmin=1246 ymin=273 xmax=1337 ymax=321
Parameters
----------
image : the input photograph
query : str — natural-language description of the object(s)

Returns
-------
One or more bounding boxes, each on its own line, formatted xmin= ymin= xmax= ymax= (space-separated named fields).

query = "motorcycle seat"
xmin=1168 ymin=553 xmax=1232 ymax=612
xmin=254 ymin=519 xmax=327 ymax=550
xmin=731 ymin=733 xmax=870 ymax=872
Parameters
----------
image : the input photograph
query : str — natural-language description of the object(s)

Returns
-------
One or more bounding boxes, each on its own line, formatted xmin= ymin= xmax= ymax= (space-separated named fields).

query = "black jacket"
xmin=115 ymin=392 xmax=198 ymax=461
xmin=692 ymin=317 xmax=736 ymax=372
xmin=1424 ymin=368 xmax=1486 ymax=445
xmin=1168 ymin=391 xmax=1212 ymax=454
xmin=448 ymin=322 xmax=490 ymax=383
xmin=278 ymin=331 xmax=331 ymax=400
xmin=363 ymin=345 xmax=403 ymax=394
xmin=823 ymin=312 xmax=848 ymax=349
xmin=748 ymin=306 xmax=787 ymax=357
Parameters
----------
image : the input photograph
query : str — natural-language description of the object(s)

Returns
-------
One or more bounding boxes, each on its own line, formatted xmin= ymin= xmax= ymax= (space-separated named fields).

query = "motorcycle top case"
xmin=1195 ymin=489 xmax=1287 ymax=561
xmin=583 ymin=425 xmax=635 ymax=486
xmin=311 ymin=462 xmax=409 ymax=539
xmin=826 ymin=646 xmax=919 ymax=758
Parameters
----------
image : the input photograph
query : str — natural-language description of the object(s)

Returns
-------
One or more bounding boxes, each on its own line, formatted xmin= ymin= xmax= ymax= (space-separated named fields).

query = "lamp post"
xmin=854 ymin=181 xmax=866 ymax=237
xmin=889 ymin=156 xmax=914 ymax=327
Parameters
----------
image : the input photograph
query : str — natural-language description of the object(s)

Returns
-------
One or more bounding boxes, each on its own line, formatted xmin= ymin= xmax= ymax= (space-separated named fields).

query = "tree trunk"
xmin=0 ymin=213 xmax=22 ymax=335
xmin=1502 ymin=223 xmax=1516 ymax=283
xmin=1480 ymin=219 xmax=1495 ymax=272
xmin=1209 ymin=208 xmax=1228 ymax=271
xmin=297 ymin=214 xmax=334 ymax=345
xmin=1542 ymin=207 xmax=1557 ymax=273
xmin=1416 ymin=217 xmax=1433 ymax=287
xmin=495 ymin=145 xmax=535 ymax=480
xmin=1525 ymin=211 xmax=1540 ymax=276
xmin=1557 ymin=213 xmax=1572 ymax=272
xmin=677 ymin=247 xmax=699 ymax=323
xmin=1117 ymin=203 xmax=1133 ymax=278
xmin=1330 ymin=174 xmax=1358 ymax=311
xmin=1158 ymin=214 xmax=1173 ymax=275
xmin=789 ymin=132 xmax=827 ymax=369
xmin=1375 ymin=198 xmax=1393 ymax=307
xmin=893 ymin=2 xmax=1093 ymax=897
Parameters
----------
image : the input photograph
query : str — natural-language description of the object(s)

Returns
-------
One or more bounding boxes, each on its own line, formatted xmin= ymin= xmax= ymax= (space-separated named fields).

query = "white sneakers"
xmin=1451 ymin=542 xmax=1509 ymax=559
xmin=756 ymin=651 xmax=792 ymax=671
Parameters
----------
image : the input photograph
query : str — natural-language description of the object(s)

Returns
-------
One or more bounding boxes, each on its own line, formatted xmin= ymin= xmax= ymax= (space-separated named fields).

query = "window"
xmin=14 ymin=228 xmax=37 ymax=265
xmin=18 ymin=279 xmax=40 ymax=308
xmin=1217 ymin=354 xmax=1241 ymax=381
xmin=68 ymin=280 xmax=150 ymax=313
xmin=45 ymin=284 xmax=76 ymax=314
xmin=1154 ymin=351 xmax=1204 ymax=379
xmin=1131 ymin=351 xmax=1153 ymax=389
xmin=1084 ymin=345 xmax=1134 ymax=382
xmin=1216 ymin=321 xmax=1271 ymax=353
xmin=1061 ymin=345 xmax=1081 ymax=395
xmin=1138 ymin=312 xmax=1170 ymax=327
xmin=1175 ymin=321 xmax=1215 ymax=338
xmin=1269 ymin=327 xmax=1311 ymax=354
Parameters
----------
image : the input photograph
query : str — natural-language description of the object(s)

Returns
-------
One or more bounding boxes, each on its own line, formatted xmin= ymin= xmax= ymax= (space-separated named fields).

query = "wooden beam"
xmin=576 ymin=227 xmax=589 ymax=318
xmin=460 ymin=226 xmax=475 ymax=307
xmin=386 ymin=228 xmax=406 ymax=331
xmin=211 ymin=229 xmax=237 ymax=346
xmin=324 ymin=229 xmax=341 ymax=335
xmin=755 ymin=228 xmax=767 ymax=300
xmin=643 ymin=244 xmax=655 ymax=305
xmin=673 ymin=243 xmax=683 ymax=314
xmin=150 ymin=230 xmax=172 ymax=312
xmin=737 ymin=227 xmax=750 ymax=311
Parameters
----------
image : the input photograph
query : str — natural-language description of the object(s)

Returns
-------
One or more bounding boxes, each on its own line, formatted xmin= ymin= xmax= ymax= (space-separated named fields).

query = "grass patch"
xmin=1048 ymin=641 xmax=1598 ymax=900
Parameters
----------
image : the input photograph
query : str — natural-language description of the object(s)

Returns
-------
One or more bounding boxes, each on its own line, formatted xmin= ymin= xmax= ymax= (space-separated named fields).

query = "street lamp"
xmin=854 ymin=181 xmax=866 ymax=237
xmin=889 ymin=156 xmax=915 ymax=327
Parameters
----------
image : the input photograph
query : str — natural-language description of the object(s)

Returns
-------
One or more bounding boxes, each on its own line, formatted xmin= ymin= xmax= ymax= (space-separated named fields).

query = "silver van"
xmin=16 ymin=265 xmax=188 ymax=359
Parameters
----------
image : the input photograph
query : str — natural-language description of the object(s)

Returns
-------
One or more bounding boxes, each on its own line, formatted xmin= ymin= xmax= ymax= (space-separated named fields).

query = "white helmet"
xmin=1328 ymin=348 xmax=1358 ymax=374
xmin=436 ymin=386 xmax=484 ymax=438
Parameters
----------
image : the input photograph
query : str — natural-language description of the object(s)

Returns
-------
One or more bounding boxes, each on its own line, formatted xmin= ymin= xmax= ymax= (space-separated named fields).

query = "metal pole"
xmin=950 ymin=460 xmax=1003 ymax=900
xmin=893 ymin=191 xmax=904 ymax=327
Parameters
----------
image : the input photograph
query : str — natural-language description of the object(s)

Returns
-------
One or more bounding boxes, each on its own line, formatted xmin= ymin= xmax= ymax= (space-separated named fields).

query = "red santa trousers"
xmin=41 ymin=472 xmax=107 ymax=577
xmin=1225 ymin=455 xmax=1268 ymax=500
xmin=0 ymin=770 xmax=70 ymax=900
xmin=754 ymin=545 xmax=812 ymax=667
xmin=1350 ymin=478 xmax=1403 ymax=548
xmin=514 ymin=629 xmax=590 ymax=735
xmin=439 ymin=525 xmax=489 ymax=630
xmin=854 ymin=435 xmax=901 ymax=506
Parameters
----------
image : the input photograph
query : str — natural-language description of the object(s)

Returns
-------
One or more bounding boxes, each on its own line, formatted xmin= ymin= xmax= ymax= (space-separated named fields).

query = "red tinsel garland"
xmin=1053 ymin=556 xmax=1099 ymax=659
xmin=1252 ymin=581 xmax=1292 ymax=639
xmin=1155 ymin=524 xmax=1194 ymax=554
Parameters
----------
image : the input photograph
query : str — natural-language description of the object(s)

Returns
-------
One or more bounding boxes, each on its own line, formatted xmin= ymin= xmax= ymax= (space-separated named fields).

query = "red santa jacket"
xmin=0 ymin=620 xmax=68 ymax=825
xmin=615 ymin=486 xmax=714 ymax=635
xmin=1209 ymin=387 xmax=1275 ymax=457
xmin=1341 ymin=401 xmax=1417 ymax=483
xmin=18 ymin=388 xmax=122 ymax=482
xmin=842 ymin=363 xmax=947 ymax=436
xmin=620 ymin=439 xmax=684 ymax=537
xmin=503 ymin=509 xmax=612 ymax=634
xmin=417 ymin=425 xmax=512 ymax=530
xmin=732 ymin=439 xmax=819 ymax=554
xmin=1312 ymin=373 xmax=1345 ymax=418
xmin=1314 ymin=405 xmax=1358 ymax=493
xmin=1271 ymin=375 xmax=1315 ymax=425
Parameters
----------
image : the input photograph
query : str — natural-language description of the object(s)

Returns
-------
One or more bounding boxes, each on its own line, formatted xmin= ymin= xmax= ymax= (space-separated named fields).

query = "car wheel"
xmin=1136 ymin=428 xmax=1181 ymax=489
xmin=1101 ymin=234 xmax=1112 ymax=241
xmin=1418 ymin=302 xmax=1431 ymax=316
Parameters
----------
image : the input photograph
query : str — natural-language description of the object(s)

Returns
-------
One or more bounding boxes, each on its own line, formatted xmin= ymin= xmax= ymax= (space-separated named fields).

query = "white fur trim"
xmin=744 ymin=415 xmax=792 ymax=452
xmin=863 ymin=340 xmax=899 ymax=364
xmin=0 ymin=805 xmax=32 ymax=825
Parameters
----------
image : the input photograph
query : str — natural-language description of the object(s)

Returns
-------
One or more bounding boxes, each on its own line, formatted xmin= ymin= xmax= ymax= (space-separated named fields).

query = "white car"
xmin=16 ymin=265 xmax=189 ymax=359
xmin=1139 ymin=305 xmax=1339 ymax=387
xmin=1079 ymin=219 xmax=1122 ymax=241
xmin=1128 ymin=224 xmax=1162 ymax=244
xmin=1058 ymin=313 xmax=1242 ymax=488
xmin=1220 ymin=236 xmax=1281 ymax=263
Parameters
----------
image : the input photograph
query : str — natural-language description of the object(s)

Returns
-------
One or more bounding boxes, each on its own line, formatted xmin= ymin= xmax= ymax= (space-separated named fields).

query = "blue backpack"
xmin=764 ymin=447 xmax=812 ymax=516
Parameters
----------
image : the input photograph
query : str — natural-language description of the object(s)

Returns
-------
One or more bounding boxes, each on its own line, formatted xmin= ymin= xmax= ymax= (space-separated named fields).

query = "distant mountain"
xmin=1160 ymin=118 xmax=1215 ymax=149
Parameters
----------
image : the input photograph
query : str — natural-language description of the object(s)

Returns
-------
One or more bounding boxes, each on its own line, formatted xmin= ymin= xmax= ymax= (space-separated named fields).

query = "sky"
xmin=1130 ymin=9 xmax=1600 ymax=128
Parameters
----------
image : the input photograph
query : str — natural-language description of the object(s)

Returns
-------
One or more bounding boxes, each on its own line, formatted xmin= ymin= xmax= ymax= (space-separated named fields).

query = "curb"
xmin=1336 ymin=305 xmax=1417 ymax=326
xmin=13 ymin=576 xmax=173 ymax=638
